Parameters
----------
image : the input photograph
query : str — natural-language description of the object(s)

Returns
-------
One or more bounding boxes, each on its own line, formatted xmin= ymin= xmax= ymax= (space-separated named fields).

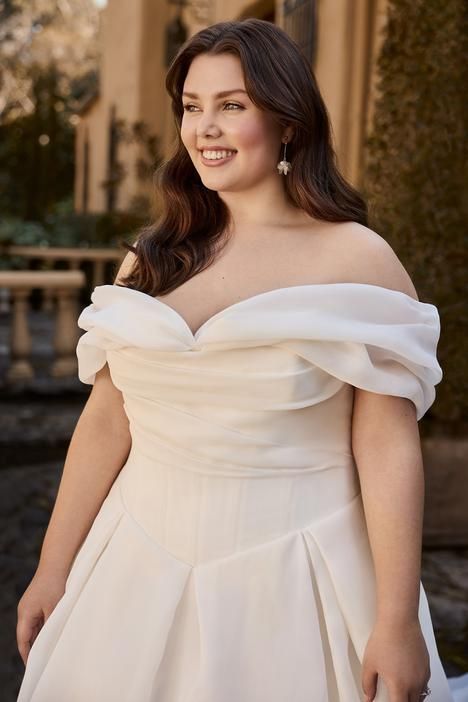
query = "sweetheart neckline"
xmin=105 ymin=281 xmax=425 ymax=342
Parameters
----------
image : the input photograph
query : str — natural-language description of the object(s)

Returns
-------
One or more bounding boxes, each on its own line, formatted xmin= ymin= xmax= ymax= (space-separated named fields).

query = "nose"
xmin=195 ymin=108 xmax=222 ymax=139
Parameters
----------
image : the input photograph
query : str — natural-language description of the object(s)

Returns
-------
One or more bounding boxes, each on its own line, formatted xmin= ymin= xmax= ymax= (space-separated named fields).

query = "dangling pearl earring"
xmin=277 ymin=138 xmax=292 ymax=175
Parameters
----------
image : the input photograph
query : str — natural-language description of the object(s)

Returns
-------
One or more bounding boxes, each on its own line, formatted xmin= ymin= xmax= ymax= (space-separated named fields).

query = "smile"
xmin=200 ymin=150 xmax=237 ymax=166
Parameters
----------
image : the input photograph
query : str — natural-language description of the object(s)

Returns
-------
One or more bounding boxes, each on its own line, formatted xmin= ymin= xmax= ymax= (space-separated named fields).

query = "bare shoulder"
xmin=323 ymin=221 xmax=419 ymax=301
xmin=114 ymin=249 xmax=138 ymax=285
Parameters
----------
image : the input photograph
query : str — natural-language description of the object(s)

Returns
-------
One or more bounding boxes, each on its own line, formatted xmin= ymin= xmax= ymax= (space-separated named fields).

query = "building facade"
xmin=74 ymin=0 xmax=388 ymax=215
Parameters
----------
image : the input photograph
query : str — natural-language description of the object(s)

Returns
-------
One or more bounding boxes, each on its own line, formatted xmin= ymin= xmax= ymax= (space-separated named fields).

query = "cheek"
xmin=233 ymin=118 xmax=280 ymax=163
xmin=235 ymin=121 xmax=268 ymax=151
xmin=180 ymin=119 xmax=196 ymax=149
xmin=180 ymin=123 xmax=189 ymax=147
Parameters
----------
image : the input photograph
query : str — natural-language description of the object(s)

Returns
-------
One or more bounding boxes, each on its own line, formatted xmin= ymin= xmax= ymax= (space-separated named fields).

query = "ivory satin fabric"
xmin=17 ymin=283 xmax=457 ymax=702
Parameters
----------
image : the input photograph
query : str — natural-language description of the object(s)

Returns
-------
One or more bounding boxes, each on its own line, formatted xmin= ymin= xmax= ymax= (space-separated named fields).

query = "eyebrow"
xmin=182 ymin=89 xmax=248 ymax=99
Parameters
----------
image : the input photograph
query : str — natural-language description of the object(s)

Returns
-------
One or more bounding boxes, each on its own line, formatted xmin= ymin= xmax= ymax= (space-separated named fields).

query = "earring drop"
xmin=277 ymin=139 xmax=292 ymax=175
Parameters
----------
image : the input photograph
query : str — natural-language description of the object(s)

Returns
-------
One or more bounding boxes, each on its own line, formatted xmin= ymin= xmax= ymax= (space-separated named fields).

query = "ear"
xmin=283 ymin=126 xmax=295 ymax=143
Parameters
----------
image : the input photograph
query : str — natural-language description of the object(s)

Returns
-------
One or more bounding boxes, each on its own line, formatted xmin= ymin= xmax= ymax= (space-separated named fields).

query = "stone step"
xmin=0 ymin=398 xmax=85 ymax=469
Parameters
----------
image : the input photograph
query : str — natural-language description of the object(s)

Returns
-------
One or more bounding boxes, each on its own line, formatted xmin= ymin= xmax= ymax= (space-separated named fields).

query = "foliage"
xmin=0 ymin=216 xmax=47 ymax=246
xmin=0 ymin=64 xmax=76 ymax=221
xmin=0 ymin=205 xmax=146 ymax=271
xmin=0 ymin=0 xmax=100 ymax=221
xmin=0 ymin=0 xmax=100 ymax=123
xmin=363 ymin=0 xmax=468 ymax=434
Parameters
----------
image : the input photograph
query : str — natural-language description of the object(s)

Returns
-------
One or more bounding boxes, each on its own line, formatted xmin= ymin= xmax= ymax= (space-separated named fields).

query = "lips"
xmin=199 ymin=150 xmax=237 ymax=167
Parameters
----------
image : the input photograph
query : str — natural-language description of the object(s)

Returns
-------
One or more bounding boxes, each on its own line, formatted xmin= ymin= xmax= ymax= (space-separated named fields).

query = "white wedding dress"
xmin=17 ymin=282 xmax=467 ymax=702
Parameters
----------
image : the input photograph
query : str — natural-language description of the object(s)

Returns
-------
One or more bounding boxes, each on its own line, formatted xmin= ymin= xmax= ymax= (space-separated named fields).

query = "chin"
xmin=200 ymin=177 xmax=235 ymax=190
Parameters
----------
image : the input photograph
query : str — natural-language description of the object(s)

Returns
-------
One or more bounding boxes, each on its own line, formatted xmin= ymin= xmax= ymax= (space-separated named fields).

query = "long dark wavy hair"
xmin=119 ymin=18 xmax=368 ymax=296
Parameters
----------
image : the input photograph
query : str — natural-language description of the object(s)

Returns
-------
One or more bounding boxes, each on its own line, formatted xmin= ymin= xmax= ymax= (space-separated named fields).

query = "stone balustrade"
xmin=3 ymin=246 xmax=125 ymax=311
xmin=0 ymin=270 xmax=86 ymax=382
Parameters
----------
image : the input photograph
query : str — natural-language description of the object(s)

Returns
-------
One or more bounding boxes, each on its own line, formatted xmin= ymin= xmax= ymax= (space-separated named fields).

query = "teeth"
xmin=202 ymin=150 xmax=235 ymax=160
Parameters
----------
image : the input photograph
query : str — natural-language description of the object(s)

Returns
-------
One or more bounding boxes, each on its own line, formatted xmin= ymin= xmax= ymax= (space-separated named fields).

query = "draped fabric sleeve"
xmin=75 ymin=287 xmax=137 ymax=384
xmin=76 ymin=306 xmax=111 ymax=385
xmin=268 ymin=285 xmax=444 ymax=422
xmin=75 ymin=285 xmax=190 ymax=384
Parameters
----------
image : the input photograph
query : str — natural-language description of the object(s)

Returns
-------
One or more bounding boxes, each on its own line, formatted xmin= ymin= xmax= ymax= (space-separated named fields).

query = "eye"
xmin=224 ymin=102 xmax=244 ymax=110
xmin=182 ymin=102 xmax=244 ymax=112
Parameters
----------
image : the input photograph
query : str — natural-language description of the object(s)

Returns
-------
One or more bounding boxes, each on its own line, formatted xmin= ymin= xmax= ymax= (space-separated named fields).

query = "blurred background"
xmin=0 ymin=0 xmax=466 ymax=698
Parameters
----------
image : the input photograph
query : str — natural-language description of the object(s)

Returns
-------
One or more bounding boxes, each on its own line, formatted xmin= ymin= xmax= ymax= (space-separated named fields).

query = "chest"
xmin=155 ymin=234 xmax=341 ymax=336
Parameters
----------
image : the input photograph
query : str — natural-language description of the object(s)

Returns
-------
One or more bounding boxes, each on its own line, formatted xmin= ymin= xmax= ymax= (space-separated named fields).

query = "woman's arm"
xmin=342 ymin=225 xmax=432 ymax=701
xmin=35 ymin=364 xmax=132 ymax=578
xmin=352 ymin=389 xmax=431 ymax=702
xmin=36 ymin=251 xmax=137 ymax=578
xmin=352 ymin=391 xmax=424 ymax=629
xmin=333 ymin=222 xmax=427 ymax=624
xmin=17 ymin=366 xmax=131 ymax=665
xmin=17 ymin=252 xmax=137 ymax=663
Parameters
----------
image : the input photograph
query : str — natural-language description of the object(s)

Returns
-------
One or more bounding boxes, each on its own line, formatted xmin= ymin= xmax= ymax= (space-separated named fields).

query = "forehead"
xmin=183 ymin=53 xmax=246 ymax=95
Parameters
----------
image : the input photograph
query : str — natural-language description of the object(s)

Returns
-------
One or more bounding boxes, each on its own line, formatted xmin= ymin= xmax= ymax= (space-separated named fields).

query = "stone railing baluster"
xmin=8 ymin=287 xmax=33 ymax=381
xmin=0 ymin=270 xmax=86 ymax=383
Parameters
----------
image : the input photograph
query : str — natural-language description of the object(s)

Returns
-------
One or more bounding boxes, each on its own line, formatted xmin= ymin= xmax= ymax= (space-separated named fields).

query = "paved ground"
xmin=1 ymin=308 xmax=467 ymax=700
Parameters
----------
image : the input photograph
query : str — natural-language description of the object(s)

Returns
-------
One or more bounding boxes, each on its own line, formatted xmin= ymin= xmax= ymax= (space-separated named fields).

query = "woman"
xmin=16 ymin=18 xmax=459 ymax=702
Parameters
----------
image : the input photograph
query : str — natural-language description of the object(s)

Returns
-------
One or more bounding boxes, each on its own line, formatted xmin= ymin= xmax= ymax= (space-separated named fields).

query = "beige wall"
xmin=75 ymin=0 xmax=150 ymax=213
xmin=313 ymin=0 xmax=388 ymax=188
xmin=74 ymin=0 xmax=388 ymax=213
xmin=74 ymin=98 xmax=107 ymax=213
xmin=102 ymin=0 xmax=145 ymax=211
xmin=138 ymin=0 xmax=173 ymax=205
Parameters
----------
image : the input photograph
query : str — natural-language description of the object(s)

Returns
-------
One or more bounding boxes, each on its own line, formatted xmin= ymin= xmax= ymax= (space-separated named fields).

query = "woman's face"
xmin=180 ymin=52 xmax=286 ymax=194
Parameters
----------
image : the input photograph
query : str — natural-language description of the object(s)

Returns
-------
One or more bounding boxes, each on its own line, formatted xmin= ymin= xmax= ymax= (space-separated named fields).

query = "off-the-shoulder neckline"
xmin=95 ymin=282 xmax=430 ymax=342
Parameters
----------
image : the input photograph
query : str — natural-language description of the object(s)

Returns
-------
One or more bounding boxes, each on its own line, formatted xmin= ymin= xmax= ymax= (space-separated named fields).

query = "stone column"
xmin=7 ymin=288 xmax=34 ymax=381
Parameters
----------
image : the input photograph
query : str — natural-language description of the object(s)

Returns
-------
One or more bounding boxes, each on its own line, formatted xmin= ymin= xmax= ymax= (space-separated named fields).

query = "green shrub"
xmin=363 ymin=0 xmax=468 ymax=434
